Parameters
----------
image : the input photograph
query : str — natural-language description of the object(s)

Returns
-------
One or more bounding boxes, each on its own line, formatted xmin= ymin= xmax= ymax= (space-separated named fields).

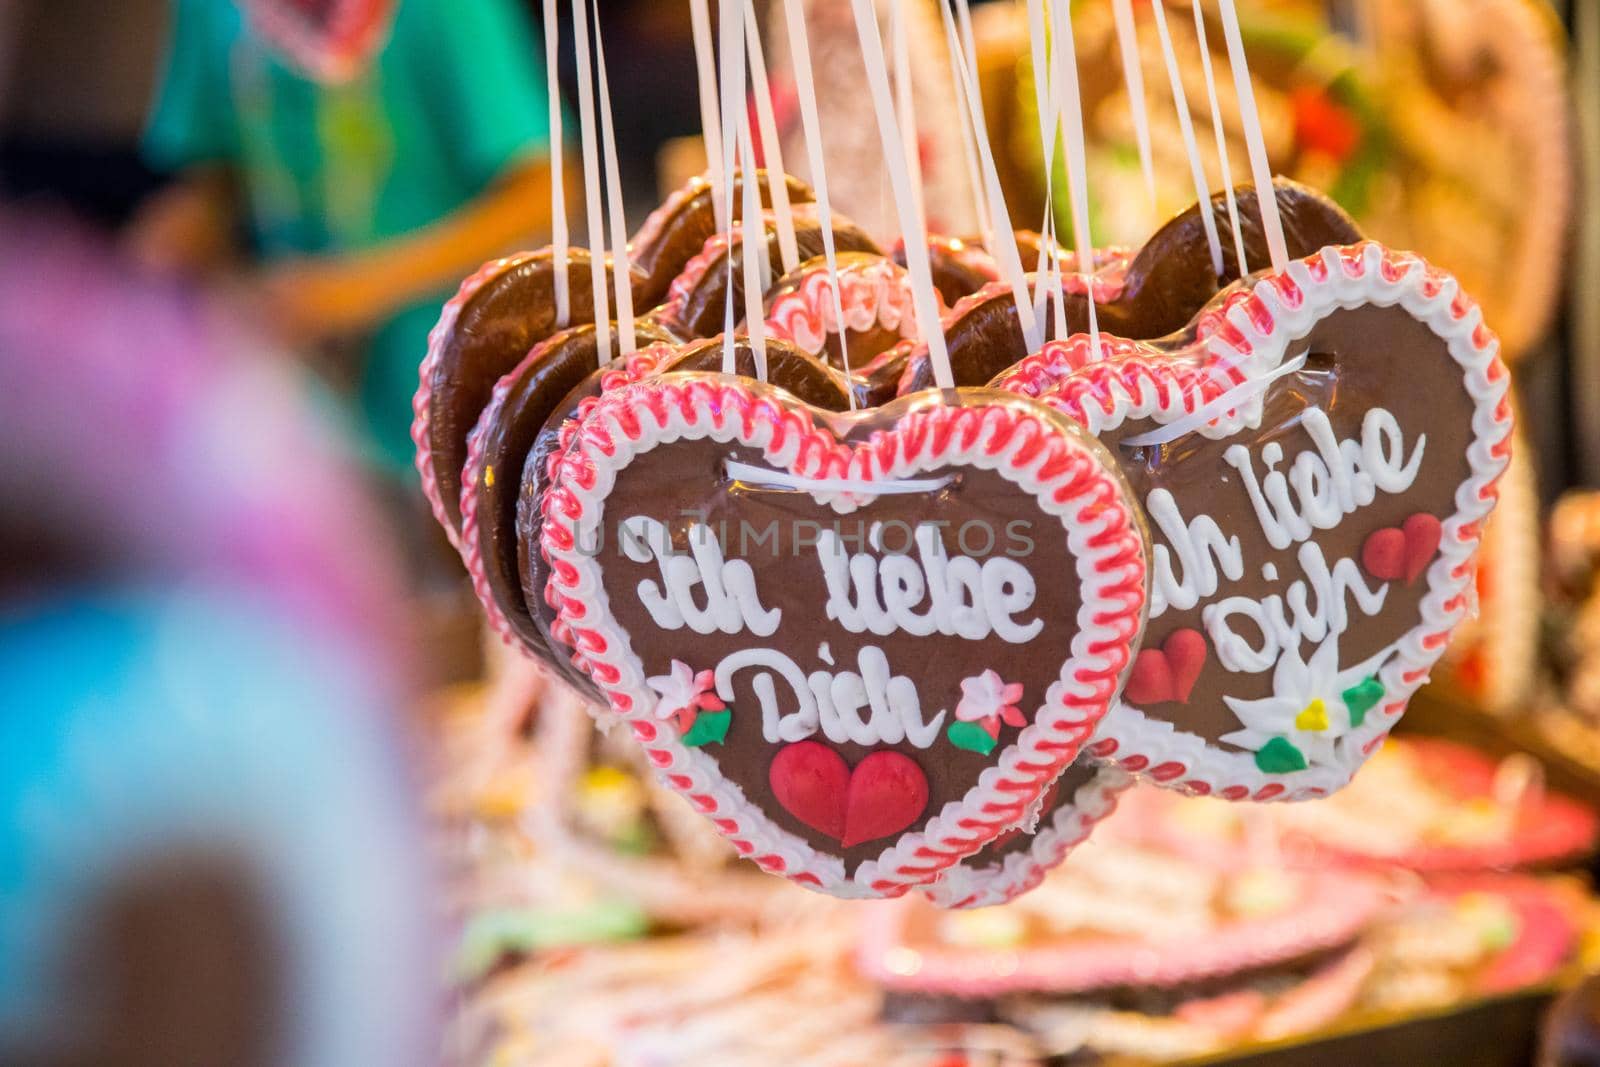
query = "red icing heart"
xmin=1363 ymin=513 xmax=1443 ymax=585
xmin=1124 ymin=629 xmax=1208 ymax=705
xmin=769 ymin=742 xmax=929 ymax=847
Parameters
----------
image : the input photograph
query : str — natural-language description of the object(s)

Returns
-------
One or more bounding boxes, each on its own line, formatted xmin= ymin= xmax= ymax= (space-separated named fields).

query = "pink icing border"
xmin=763 ymin=256 xmax=927 ymax=356
xmin=412 ymin=251 xmax=538 ymax=549
xmin=921 ymin=764 xmax=1134 ymax=909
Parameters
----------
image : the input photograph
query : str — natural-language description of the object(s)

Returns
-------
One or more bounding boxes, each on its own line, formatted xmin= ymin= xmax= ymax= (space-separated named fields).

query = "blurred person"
xmin=125 ymin=0 xmax=556 ymax=480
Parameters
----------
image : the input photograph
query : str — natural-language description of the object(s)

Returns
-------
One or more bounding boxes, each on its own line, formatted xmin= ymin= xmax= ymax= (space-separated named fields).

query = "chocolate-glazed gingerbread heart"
xmin=996 ymin=242 xmax=1511 ymax=799
xmin=760 ymin=253 xmax=933 ymax=375
xmin=630 ymin=170 xmax=816 ymax=305
xmin=661 ymin=203 xmax=881 ymax=338
xmin=894 ymin=180 xmax=1363 ymax=395
xmin=415 ymin=246 xmax=651 ymax=536
xmin=920 ymin=760 xmax=1132 ymax=909
xmin=460 ymin=319 xmax=681 ymax=667
xmin=516 ymin=336 xmax=852 ymax=698
xmin=540 ymin=378 xmax=1147 ymax=897
xmin=895 ymin=230 xmax=1072 ymax=306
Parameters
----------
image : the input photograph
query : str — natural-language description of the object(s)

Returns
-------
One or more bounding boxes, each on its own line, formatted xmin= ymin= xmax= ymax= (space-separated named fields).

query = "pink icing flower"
xmin=955 ymin=670 xmax=1027 ymax=738
xmin=646 ymin=660 xmax=725 ymax=734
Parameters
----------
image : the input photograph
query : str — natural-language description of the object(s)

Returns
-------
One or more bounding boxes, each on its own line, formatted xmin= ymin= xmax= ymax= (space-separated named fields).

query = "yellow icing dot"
xmin=1295 ymin=698 xmax=1329 ymax=732
xmin=484 ymin=464 xmax=495 ymax=488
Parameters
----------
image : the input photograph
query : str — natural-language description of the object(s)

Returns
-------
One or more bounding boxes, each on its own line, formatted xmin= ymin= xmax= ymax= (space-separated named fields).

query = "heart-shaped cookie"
xmin=919 ymin=759 xmax=1132 ymax=909
xmin=540 ymin=377 xmax=1147 ymax=897
xmin=996 ymin=242 xmax=1511 ymax=799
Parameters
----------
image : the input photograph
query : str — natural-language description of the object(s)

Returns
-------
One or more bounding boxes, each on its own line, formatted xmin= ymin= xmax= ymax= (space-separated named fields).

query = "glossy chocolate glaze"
xmin=631 ymin=171 xmax=815 ymax=306
xmin=898 ymin=181 xmax=1363 ymax=394
xmin=587 ymin=388 xmax=1103 ymax=872
xmin=472 ymin=320 xmax=680 ymax=674
xmin=668 ymin=206 xmax=881 ymax=338
xmin=1061 ymin=304 xmax=1475 ymax=750
xmin=426 ymin=246 xmax=649 ymax=532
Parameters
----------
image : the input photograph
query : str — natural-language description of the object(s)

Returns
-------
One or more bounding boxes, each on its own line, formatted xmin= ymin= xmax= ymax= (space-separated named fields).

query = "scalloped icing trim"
xmin=920 ymin=763 xmax=1133 ymax=909
xmin=540 ymin=379 xmax=1147 ymax=898
xmin=1003 ymin=242 xmax=1513 ymax=801
xmin=763 ymin=256 xmax=926 ymax=355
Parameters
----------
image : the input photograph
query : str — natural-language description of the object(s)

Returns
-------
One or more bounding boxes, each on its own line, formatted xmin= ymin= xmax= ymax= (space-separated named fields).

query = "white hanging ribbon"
xmin=1217 ymin=0 xmax=1288 ymax=274
xmin=1119 ymin=353 xmax=1306 ymax=448
xmin=743 ymin=4 xmax=799 ymax=273
xmin=570 ymin=0 xmax=610 ymax=356
xmin=1024 ymin=0 xmax=1063 ymax=337
xmin=689 ymin=0 xmax=727 ymax=234
xmin=850 ymin=0 xmax=951 ymax=388
xmin=782 ymin=0 xmax=856 ymax=408
xmin=592 ymin=7 xmax=634 ymax=356
xmin=1149 ymin=0 xmax=1224 ymax=278
xmin=738 ymin=98 xmax=769 ymax=379
xmin=725 ymin=459 xmax=952 ymax=495
xmin=1192 ymin=0 xmax=1249 ymax=275
xmin=937 ymin=0 xmax=1040 ymax=353
xmin=718 ymin=0 xmax=746 ymax=374
xmin=1046 ymin=0 xmax=1100 ymax=357
xmin=890 ymin=0 xmax=926 ymax=228
xmin=542 ymin=0 xmax=569 ymax=326
xmin=1110 ymin=0 xmax=1157 ymax=210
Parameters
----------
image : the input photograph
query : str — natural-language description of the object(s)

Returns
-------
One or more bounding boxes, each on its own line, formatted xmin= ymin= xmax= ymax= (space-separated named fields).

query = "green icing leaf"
xmin=947 ymin=720 xmax=998 ymax=755
xmin=1255 ymin=737 xmax=1308 ymax=774
xmin=681 ymin=709 xmax=732 ymax=747
xmin=1341 ymin=676 xmax=1385 ymax=727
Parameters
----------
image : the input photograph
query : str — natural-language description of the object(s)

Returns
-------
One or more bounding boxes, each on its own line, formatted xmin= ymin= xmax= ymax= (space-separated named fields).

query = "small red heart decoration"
xmin=842 ymin=751 xmax=931 ymax=848
xmin=1123 ymin=629 xmax=1208 ymax=705
xmin=770 ymin=742 xmax=929 ymax=848
xmin=1402 ymin=513 xmax=1443 ymax=584
xmin=1124 ymin=648 xmax=1176 ymax=705
xmin=1363 ymin=513 xmax=1443 ymax=585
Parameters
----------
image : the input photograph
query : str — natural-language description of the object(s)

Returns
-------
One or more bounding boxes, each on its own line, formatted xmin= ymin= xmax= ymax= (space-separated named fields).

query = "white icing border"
xmin=541 ymin=378 xmax=1148 ymax=898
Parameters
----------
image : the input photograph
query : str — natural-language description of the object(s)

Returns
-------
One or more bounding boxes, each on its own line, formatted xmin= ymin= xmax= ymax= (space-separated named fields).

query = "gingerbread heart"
xmin=760 ymin=252 xmax=931 ymax=373
xmin=996 ymin=242 xmax=1511 ymax=799
xmin=919 ymin=759 xmax=1132 ymax=909
xmin=540 ymin=377 xmax=1147 ymax=897
xmin=240 ymin=0 xmax=394 ymax=82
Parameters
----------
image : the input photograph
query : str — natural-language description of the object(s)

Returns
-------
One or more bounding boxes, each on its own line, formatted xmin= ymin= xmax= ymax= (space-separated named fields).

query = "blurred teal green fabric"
xmin=144 ymin=0 xmax=552 ymax=472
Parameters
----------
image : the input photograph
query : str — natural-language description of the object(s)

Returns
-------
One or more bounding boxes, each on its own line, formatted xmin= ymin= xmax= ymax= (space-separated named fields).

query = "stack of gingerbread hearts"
xmin=413 ymin=0 xmax=1509 ymax=906
xmin=415 ymin=173 xmax=1508 ymax=904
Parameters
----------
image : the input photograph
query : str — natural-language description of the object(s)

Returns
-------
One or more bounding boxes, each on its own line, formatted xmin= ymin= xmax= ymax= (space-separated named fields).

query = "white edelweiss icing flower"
xmin=1221 ymin=634 xmax=1395 ymax=768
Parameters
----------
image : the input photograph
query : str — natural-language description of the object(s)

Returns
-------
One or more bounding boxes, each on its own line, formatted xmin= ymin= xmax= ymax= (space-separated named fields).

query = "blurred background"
xmin=3 ymin=0 xmax=1600 ymax=1064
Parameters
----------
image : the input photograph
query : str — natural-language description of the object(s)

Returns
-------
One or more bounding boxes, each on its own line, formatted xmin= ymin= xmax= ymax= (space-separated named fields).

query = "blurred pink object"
xmin=0 ymin=207 xmax=411 ymax=678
